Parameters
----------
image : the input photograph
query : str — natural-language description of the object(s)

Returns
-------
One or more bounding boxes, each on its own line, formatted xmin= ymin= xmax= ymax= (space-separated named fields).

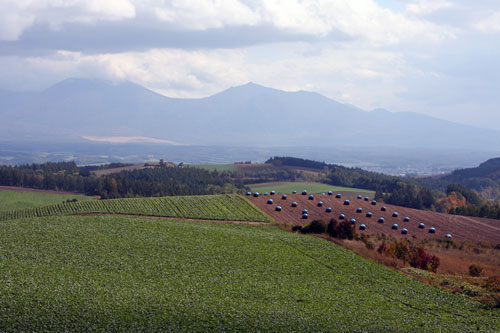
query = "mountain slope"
xmin=441 ymin=157 xmax=500 ymax=198
xmin=2 ymin=78 xmax=500 ymax=149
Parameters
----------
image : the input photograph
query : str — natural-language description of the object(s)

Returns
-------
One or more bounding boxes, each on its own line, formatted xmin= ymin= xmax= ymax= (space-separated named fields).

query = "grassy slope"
xmin=0 ymin=194 xmax=271 ymax=222
xmin=0 ymin=190 xmax=92 ymax=212
xmin=0 ymin=215 xmax=497 ymax=331
xmin=189 ymin=164 xmax=238 ymax=172
xmin=248 ymin=181 xmax=375 ymax=194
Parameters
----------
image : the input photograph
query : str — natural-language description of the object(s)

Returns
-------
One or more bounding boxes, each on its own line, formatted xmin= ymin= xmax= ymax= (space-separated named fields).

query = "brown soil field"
xmin=249 ymin=192 xmax=500 ymax=244
xmin=0 ymin=186 xmax=80 ymax=195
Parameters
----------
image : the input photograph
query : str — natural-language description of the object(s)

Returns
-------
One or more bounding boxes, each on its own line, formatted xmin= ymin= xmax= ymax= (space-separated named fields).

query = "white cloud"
xmin=151 ymin=0 xmax=454 ymax=45
xmin=0 ymin=0 xmax=454 ymax=46
xmin=154 ymin=0 xmax=260 ymax=29
xmin=474 ymin=11 xmax=500 ymax=33
xmin=0 ymin=0 xmax=136 ymax=41
xmin=406 ymin=0 xmax=453 ymax=15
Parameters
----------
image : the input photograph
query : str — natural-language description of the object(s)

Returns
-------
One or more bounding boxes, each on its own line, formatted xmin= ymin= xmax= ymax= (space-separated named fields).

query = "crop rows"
xmin=0 ymin=194 xmax=271 ymax=222
xmin=0 ymin=215 xmax=497 ymax=331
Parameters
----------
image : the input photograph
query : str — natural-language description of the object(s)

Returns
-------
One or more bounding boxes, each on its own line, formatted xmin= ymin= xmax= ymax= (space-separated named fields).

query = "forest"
xmin=0 ymin=162 xmax=244 ymax=198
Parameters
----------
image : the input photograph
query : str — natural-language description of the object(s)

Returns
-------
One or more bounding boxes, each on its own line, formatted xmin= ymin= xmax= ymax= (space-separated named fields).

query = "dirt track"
xmin=249 ymin=192 xmax=500 ymax=244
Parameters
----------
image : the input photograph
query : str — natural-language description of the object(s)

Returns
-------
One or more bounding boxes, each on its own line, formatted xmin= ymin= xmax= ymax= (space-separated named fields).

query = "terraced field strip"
xmin=0 ymin=215 xmax=497 ymax=331
xmin=248 ymin=181 xmax=375 ymax=195
xmin=0 ymin=194 xmax=272 ymax=222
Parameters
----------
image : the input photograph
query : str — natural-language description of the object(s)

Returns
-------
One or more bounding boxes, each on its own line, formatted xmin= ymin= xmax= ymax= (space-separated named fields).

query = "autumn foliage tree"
xmin=379 ymin=239 xmax=440 ymax=272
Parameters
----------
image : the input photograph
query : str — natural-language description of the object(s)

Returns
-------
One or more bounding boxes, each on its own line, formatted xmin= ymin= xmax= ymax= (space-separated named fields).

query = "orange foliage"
xmin=439 ymin=192 xmax=467 ymax=211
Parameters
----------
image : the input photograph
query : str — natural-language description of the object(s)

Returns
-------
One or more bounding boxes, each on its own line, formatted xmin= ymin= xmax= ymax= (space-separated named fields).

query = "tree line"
xmin=0 ymin=162 xmax=245 ymax=198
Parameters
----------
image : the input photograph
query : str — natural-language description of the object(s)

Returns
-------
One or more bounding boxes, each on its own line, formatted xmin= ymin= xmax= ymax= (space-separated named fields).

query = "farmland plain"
xmin=0 ymin=215 xmax=497 ymax=331
xmin=0 ymin=194 xmax=271 ymax=223
xmin=0 ymin=188 xmax=92 ymax=212
xmin=248 ymin=181 xmax=375 ymax=195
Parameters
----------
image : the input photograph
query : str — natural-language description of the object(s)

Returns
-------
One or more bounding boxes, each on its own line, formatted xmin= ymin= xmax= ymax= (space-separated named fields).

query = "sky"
xmin=0 ymin=0 xmax=500 ymax=130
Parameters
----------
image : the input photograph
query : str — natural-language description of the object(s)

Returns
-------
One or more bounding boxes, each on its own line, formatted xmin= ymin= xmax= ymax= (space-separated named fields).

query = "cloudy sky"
xmin=1 ymin=0 xmax=499 ymax=129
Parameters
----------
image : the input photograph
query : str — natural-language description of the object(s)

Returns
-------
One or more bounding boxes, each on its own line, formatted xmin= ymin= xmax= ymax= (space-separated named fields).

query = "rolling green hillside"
xmin=0 ymin=194 xmax=271 ymax=222
xmin=248 ymin=181 xmax=374 ymax=195
xmin=0 ymin=189 xmax=92 ymax=212
xmin=0 ymin=215 xmax=497 ymax=331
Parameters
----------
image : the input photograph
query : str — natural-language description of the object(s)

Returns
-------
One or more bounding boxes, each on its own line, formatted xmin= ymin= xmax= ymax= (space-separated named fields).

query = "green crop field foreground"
xmin=0 ymin=215 xmax=497 ymax=331
xmin=0 ymin=189 xmax=92 ymax=212
xmin=0 ymin=194 xmax=271 ymax=222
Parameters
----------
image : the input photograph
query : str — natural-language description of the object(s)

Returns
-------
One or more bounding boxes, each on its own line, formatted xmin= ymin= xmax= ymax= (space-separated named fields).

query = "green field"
xmin=0 ymin=194 xmax=271 ymax=222
xmin=0 ymin=189 xmax=92 ymax=212
xmin=248 ymin=181 xmax=375 ymax=194
xmin=189 ymin=164 xmax=238 ymax=172
xmin=0 ymin=215 xmax=497 ymax=331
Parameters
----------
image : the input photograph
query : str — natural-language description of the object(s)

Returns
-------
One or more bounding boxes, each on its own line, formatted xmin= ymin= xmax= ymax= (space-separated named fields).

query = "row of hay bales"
xmin=247 ymin=189 xmax=452 ymax=239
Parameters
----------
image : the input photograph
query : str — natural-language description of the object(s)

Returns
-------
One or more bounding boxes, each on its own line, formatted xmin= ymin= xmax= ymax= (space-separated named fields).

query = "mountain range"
xmin=1 ymin=78 xmax=500 ymax=149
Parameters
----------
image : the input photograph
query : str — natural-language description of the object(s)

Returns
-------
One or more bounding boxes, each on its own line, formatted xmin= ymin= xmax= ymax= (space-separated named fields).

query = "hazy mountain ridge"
xmin=1 ymin=78 xmax=500 ymax=149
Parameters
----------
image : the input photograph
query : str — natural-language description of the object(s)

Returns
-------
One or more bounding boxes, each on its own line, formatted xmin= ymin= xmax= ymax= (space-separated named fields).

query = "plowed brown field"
xmin=249 ymin=192 xmax=500 ymax=244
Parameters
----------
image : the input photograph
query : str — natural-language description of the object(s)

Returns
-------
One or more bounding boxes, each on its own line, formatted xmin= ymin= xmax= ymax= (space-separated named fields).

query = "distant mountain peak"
xmin=3 ymin=77 xmax=500 ymax=150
